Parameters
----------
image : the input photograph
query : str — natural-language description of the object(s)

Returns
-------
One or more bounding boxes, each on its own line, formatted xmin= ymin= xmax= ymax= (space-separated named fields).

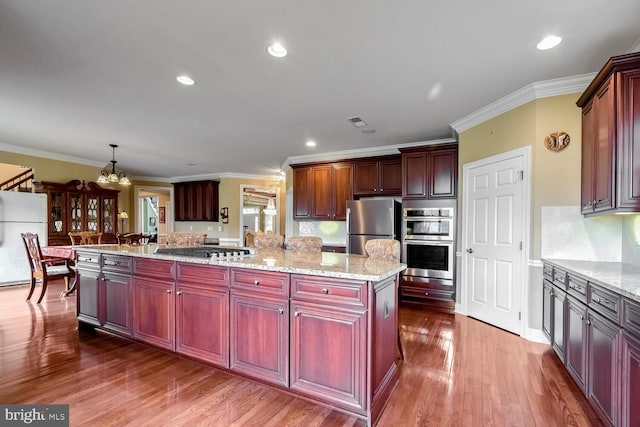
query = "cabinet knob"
xmin=166 ymin=289 xmax=172 ymax=294
xmin=466 ymin=248 xmax=473 ymax=254
xmin=321 ymin=288 xmax=329 ymax=294
xmin=587 ymin=319 xmax=592 ymax=325
xmin=278 ymin=308 xmax=284 ymax=315
xmin=593 ymin=297 xmax=601 ymax=303
xmin=425 ymin=292 xmax=429 ymax=296
xmin=373 ymin=189 xmax=377 ymax=192
xmin=254 ymin=280 xmax=260 ymax=285
xmin=176 ymin=291 xmax=183 ymax=296
xmin=580 ymin=315 xmax=584 ymax=320
xmin=294 ymin=311 xmax=300 ymax=317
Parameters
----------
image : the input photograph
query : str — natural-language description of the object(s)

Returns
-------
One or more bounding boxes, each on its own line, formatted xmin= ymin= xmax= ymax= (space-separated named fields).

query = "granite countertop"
xmin=75 ymin=244 xmax=406 ymax=282
xmin=543 ymin=258 xmax=640 ymax=302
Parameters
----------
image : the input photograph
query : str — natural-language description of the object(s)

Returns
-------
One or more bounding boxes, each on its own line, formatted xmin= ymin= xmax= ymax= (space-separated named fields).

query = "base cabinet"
xmin=132 ymin=276 xmax=175 ymax=350
xmin=103 ymin=272 xmax=131 ymax=335
xmin=230 ymin=291 xmax=289 ymax=387
xmin=552 ymin=287 xmax=567 ymax=362
xmin=565 ymin=297 xmax=588 ymax=392
xmin=587 ymin=310 xmax=619 ymax=427
xmin=621 ymin=332 xmax=640 ymax=427
xmin=290 ymin=301 xmax=366 ymax=412
xmin=77 ymin=267 xmax=100 ymax=326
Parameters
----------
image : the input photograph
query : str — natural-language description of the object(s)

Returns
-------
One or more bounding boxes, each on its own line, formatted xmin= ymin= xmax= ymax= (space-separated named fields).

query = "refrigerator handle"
xmin=345 ymin=207 xmax=351 ymax=254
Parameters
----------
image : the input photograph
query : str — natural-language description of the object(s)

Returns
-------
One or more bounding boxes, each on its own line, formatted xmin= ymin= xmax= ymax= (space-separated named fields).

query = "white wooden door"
xmin=463 ymin=151 xmax=525 ymax=334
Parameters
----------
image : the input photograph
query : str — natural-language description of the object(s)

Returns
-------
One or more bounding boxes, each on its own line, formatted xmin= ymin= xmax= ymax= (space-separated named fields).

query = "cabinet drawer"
xmin=567 ymin=273 xmax=588 ymax=303
xmin=291 ymin=275 xmax=367 ymax=308
xmin=543 ymin=264 xmax=553 ymax=281
xmin=552 ymin=267 xmax=567 ymax=289
xmin=76 ymin=252 xmax=101 ymax=270
xmin=133 ymin=258 xmax=176 ymax=280
xmin=231 ymin=268 xmax=289 ymax=297
xmin=401 ymin=286 xmax=454 ymax=302
xmin=177 ymin=263 xmax=228 ymax=287
xmin=102 ymin=254 xmax=132 ymax=274
xmin=589 ymin=284 xmax=621 ymax=324
xmin=623 ymin=298 xmax=640 ymax=337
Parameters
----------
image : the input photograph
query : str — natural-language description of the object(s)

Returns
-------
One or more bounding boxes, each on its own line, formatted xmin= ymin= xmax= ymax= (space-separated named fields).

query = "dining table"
xmin=41 ymin=246 xmax=77 ymax=296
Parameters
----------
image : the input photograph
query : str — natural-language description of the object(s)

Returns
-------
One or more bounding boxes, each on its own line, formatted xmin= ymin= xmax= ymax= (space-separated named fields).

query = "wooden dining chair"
xmin=365 ymin=238 xmax=404 ymax=360
xmin=21 ymin=232 xmax=74 ymax=304
xmin=68 ymin=231 xmax=102 ymax=245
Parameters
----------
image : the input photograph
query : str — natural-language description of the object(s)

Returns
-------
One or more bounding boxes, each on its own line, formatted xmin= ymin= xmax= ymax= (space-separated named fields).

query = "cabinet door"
xmin=402 ymin=152 xmax=427 ymax=199
xmin=293 ymin=167 xmax=312 ymax=219
xmin=587 ymin=310 xmax=620 ymax=426
xmin=311 ymin=165 xmax=332 ymax=219
xmin=593 ymin=77 xmax=615 ymax=213
xmin=618 ymin=70 xmax=640 ymax=209
xmin=378 ymin=158 xmax=402 ymax=195
xmin=176 ymin=284 xmax=229 ymax=368
xmin=101 ymin=194 xmax=117 ymax=236
xmin=621 ymin=331 xmax=640 ymax=427
xmin=428 ymin=148 xmax=457 ymax=199
xmin=69 ymin=192 xmax=83 ymax=233
xmin=542 ymin=280 xmax=553 ymax=342
xmin=331 ymin=162 xmax=353 ymax=221
xmin=290 ymin=301 xmax=366 ymax=412
xmin=353 ymin=160 xmax=378 ymax=195
xmin=132 ymin=277 xmax=175 ymax=350
xmin=77 ymin=268 xmax=101 ymax=326
xmin=103 ymin=272 xmax=131 ymax=336
xmin=552 ymin=288 xmax=566 ymax=362
xmin=230 ymin=291 xmax=288 ymax=386
xmin=566 ymin=297 xmax=588 ymax=392
xmin=85 ymin=193 xmax=99 ymax=233
xmin=581 ymin=101 xmax=596 ymax=214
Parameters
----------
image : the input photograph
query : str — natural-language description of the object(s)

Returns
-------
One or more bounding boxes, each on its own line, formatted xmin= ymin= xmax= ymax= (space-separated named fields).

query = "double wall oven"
xmin=401 ymin=202 xmax=455 ymax=296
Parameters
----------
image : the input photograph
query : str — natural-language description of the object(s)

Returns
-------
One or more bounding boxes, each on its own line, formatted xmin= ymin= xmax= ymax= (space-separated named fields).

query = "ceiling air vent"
xmin=347 ymin=116 xmax=368 ymax=128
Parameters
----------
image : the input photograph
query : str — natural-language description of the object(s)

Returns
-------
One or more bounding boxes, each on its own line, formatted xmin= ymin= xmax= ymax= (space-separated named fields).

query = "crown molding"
xmin=282 ymin=137 xmax=457 ymax=170
xmin=629 ymin=36 xmax=640 ymax=53
xmin=138 ymin=172 xmax=283 ymax=183
xmin=450 ymin=73 xmax=596 ymax=134
xmin=0 ymin=142 xmax=105 ymax=168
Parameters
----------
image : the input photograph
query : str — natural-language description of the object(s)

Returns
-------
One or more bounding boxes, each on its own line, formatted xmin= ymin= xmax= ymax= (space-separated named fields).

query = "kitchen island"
xmin=73 ymin=244 xmax=406 ymax=426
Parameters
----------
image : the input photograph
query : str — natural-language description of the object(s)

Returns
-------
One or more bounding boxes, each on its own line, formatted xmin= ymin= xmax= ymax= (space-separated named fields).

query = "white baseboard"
xmin=455 ymin=302 xmax=465 ymax=315
xmin=524 ymin=327 xmax=549 ymax=344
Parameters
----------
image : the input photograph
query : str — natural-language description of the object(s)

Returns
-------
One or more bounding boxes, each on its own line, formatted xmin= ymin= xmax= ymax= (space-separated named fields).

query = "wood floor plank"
xmin=0 ymin=281 xmax=603 ymax=426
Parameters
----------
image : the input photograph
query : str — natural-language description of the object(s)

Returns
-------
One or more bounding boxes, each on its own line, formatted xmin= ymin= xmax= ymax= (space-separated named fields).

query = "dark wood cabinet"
xmin=34 ymin=180 xmax=119 ymax=246
xmin=621 ymin=331 xmax=640 ymax=427
xmin=290 ymin=301 xmax=366 ymax=411
xmin=577 ymin=52 xmax=640 ymax=216
xmin=175 ymin=263 xmax=230 ymax=368
xmin=566 ymin=296 xmax=588 ymax=392
xmin=230 ymin=291 xmax=289 ymax=387
xmin=552 ymin=286 xmax=567 ymax=362
xmin=132 ymin=258 xmax=177 ymax=350
xmin=77 ymin=267 xmax=101 ymax=326
xmin=173 ymin=180 xmax=219 ymax=221
xmin=400 ymin=144 xmax=457 ymax=200
xmin=292 ymin=162 xmax=353 ymax=221
xmin=102 ymin=272 xmax=131 ymax=335
xmin=542 ymin=279 xmax=553 ymax=341
xmin=292 ymin=166 xmax=312 ymax=219
xmin=353 ymin=156 xmax=402 ymax=196
xmin=587 ymin=309 xmax=619 ymax=427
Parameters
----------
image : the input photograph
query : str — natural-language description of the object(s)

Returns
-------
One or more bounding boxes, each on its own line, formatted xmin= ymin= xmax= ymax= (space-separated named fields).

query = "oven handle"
xmin=403 ymin=240 xmax=453 ymax=246
xmin=403 ymin=216 xmax=453 ymax=220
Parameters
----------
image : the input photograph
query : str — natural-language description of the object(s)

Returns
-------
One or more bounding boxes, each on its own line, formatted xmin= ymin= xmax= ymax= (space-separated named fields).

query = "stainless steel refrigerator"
xmin=346 ymin=199 xmax=401 ymax=255
xmin=0 ymin=192 xmax=48 ymax=286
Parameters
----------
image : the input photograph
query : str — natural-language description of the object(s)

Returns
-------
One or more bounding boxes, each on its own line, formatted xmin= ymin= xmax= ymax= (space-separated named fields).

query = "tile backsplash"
xmin=294 ymin=221 xmax=346 ymax=245
xmin=541 ymin=205 xmax=622 ymax=262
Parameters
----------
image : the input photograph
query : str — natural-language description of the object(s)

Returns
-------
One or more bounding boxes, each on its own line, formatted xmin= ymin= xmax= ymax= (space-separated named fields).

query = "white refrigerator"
xmin=0 ymin=192 xmax=48 ymax=286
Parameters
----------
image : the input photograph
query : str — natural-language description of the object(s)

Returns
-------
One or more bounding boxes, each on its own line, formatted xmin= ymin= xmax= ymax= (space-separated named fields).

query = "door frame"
xmin=238 ymin=184 xmax=281 ymax=244
xmin=133 ymin=185 xmax=174 ymax=234
xmin=459 ymin=145 xmax=531 ymax=337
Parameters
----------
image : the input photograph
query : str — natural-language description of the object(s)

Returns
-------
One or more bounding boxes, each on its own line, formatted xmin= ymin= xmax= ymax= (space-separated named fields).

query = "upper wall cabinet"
xmin=172 ymin=180 xmax=219 ymax=222
xmin=292 ymin=162 xmax=353 ymax=221
xmin=400 ymin=144 xmax=458 ymax=200
xmin=577 ymin=51 xmax=640 ymax=216
xmin=33 ymin=180 xmax=119 ymax=246
xmin=353 ymin=155 xmax=402 ymax=197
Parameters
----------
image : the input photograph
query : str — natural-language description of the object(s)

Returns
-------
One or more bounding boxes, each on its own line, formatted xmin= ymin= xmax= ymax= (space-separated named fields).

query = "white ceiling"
xmin=1 ymin=1 xmax=639 ymax=181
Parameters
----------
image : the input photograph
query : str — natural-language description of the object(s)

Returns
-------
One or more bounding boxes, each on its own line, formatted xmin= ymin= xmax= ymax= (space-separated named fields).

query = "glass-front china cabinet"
xmin=34 ymin=180 xmax=119 ymax=246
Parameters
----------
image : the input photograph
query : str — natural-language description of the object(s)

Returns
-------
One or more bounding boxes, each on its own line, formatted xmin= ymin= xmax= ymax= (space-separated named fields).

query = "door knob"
xmin=466 ymin=248 xmax=473 ymax=253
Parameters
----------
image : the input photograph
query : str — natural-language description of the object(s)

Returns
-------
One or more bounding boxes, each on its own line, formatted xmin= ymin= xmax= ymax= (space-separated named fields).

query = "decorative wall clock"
xmin=544 ymin=131 xmax=570 ymax=152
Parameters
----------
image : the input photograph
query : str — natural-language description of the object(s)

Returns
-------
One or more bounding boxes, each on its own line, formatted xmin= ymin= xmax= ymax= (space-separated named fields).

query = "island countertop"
xmin=73 ymin=244 xmax=406 ymax=281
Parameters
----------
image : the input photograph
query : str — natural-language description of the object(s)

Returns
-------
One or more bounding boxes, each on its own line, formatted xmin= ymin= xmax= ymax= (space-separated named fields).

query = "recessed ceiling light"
xmin=177 ymin=75 xmax=195 ymax=86
xmin=536 ymin=35 xmax=562 ymax=50
xmin=267 ymin=42 xmax=287 ymax=58
xmin=306 ymin=140 xmax=316 ymax=147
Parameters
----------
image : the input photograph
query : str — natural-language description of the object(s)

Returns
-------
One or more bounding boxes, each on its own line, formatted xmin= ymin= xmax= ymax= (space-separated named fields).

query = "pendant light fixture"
xmin=97 ymin=144 xmax=131 ymax=185
xmin=263 ymin=198 xmax=277 ymax=216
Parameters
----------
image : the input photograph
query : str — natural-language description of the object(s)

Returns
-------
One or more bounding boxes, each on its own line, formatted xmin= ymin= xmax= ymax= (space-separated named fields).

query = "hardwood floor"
xmin=0 ymin=280 xmax=602 ymax=426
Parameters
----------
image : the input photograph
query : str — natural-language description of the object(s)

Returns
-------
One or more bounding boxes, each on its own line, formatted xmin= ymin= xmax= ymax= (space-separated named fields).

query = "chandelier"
xmin=97 ymin=144 xmax=131 ymax=185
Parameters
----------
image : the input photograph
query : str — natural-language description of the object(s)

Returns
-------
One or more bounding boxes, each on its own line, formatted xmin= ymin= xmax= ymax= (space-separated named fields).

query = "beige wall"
xmin=458 ymin=93 xmax=582 ymax=259
xmin=1 ymin=151 xmax=285 ymax=242
xmin=1 ymin=150 xmax=131 ymax=218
